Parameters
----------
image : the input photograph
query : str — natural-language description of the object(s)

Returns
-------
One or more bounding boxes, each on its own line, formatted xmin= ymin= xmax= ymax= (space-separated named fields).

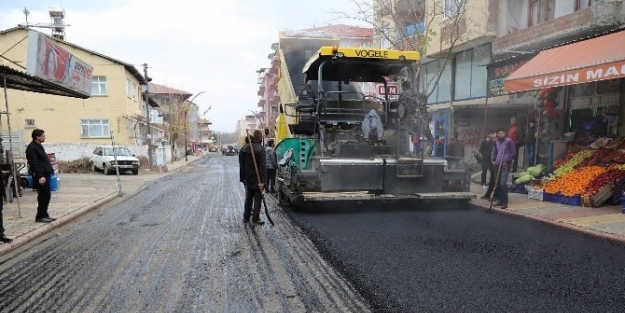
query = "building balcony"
xmin=493 ymin=1 xmax=625 ymax=59
xmin=257 ymin=86 xmax=265 ymax=97
xmin=258 ymin=99 xmax=264 ymax=107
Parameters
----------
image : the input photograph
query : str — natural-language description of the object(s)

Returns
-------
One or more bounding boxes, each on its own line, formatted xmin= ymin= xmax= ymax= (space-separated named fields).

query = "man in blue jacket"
xmin=492 ymin=128 xmax=516 ymax=209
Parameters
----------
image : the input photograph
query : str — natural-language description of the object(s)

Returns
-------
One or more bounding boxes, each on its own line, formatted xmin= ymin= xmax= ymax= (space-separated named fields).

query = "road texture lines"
xmin=0 ymin=156 xmax=370 ymax=312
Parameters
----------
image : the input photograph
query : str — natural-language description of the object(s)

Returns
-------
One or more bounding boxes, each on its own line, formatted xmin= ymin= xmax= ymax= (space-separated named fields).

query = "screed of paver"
xmin=559 ymin=213 xmax=625 ymax=227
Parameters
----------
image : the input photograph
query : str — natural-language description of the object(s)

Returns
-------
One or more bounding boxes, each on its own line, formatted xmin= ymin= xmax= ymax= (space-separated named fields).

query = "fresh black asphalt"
xmin=285 ymin=202 xmax=625 ymax=312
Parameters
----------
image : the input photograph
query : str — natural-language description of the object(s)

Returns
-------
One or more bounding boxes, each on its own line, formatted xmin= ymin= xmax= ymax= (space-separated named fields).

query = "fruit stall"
xmin=518 ymin=137 xmax=625 ymax=208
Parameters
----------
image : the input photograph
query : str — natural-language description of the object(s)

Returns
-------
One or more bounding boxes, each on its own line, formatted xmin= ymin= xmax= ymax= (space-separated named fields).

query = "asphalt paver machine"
xmin=274 ymin=46 xmax=473 ymax=208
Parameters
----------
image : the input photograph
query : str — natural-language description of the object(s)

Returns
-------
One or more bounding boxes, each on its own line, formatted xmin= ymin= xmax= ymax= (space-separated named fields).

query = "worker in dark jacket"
xmin=239 ymin=130 xmax=267 ymax=226
xmin=478 ymin=130 xmax=497 ymax=188
xmin=25 ymin=129 xmax=56 ymax=223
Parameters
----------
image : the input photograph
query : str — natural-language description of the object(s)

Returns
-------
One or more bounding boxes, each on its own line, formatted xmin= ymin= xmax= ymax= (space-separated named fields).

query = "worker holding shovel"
xmin=239 ymin=130 xmax=267 ymax=226
xmin=490 ymin=128 xmax=516 ymax=210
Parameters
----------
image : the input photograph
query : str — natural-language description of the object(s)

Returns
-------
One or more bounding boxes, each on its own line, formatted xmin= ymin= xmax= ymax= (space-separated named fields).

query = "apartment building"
xmin=375 ymin=0 xmax=625 ymax=164
xmin=0 ymin=27 xmax=151 ymax=161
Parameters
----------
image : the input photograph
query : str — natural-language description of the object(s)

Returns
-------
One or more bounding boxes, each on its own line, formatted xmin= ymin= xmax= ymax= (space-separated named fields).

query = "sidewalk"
xmin=0 ymin=155 xmax=203 ymax=255
xmin=470 ymin=183 xmax=625 ymax=243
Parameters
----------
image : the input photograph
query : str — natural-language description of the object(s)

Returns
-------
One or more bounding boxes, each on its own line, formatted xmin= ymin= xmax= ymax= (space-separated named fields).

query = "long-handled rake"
xmin=488 ymin=144 xmax=508 ymax=213
xmin=245 ymin=130 xmax=274 ymax=226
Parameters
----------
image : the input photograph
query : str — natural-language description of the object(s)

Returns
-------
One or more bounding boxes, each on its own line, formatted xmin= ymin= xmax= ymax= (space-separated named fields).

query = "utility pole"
xmin=143 ymin=63 xmax=153 ymax=168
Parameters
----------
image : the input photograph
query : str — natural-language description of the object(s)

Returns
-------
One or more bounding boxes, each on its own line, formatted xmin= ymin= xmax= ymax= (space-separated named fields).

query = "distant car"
xmin=90 ymin=146 xmax=140 ymax=175
xmin=209 ymin=147 xmax=218 ymax=153
xmin=224 ymin=147 xmax=238 ymax=156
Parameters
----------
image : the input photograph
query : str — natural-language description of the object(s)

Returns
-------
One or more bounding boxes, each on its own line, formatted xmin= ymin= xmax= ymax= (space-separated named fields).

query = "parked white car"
xmin=90 ymin=146 xmax=140 ymax=175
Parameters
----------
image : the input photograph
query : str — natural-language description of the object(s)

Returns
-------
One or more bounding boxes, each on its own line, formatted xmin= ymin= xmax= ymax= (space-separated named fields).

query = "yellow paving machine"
xmin=273 ymin=41 xmax=473 ymax=208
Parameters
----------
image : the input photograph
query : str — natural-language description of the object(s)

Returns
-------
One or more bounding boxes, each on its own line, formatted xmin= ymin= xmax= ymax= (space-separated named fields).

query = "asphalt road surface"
xmin=286 ymin=199 xmax=625 ymax=312
xmin=2 ymin=155 xmax=625 ymax=312
xmin=0 ymin=156 xmax=369 ymax=313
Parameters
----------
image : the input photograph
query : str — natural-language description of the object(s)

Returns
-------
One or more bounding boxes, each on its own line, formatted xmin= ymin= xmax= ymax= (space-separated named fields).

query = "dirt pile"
xmin=58 ymin=157 xmax=92 ymax=173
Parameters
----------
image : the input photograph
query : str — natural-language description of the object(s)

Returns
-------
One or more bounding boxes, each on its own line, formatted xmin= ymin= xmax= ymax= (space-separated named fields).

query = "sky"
xmin=0 ymin=0 xmax=366 ymax=131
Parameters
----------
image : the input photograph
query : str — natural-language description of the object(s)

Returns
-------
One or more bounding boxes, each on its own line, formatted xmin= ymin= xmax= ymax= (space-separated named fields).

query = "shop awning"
xmin=0 ymin=64 xmax=89 ymax=99
xmin=504 ymin=30 xmax=625 ymax=93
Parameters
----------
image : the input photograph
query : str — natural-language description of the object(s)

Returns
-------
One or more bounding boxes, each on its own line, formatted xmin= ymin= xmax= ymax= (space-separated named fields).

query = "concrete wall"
xmin=42 ymin=142 xmax=179 ymax=164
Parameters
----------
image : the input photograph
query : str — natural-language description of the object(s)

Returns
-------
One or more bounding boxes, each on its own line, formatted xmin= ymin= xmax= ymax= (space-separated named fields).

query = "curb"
xmin=0 ymin=191 xmax=120 ymax=256
xmin=470 ymin=201 xmax=625 ymax=245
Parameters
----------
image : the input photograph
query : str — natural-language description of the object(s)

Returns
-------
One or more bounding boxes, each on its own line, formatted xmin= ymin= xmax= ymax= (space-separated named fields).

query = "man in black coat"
xmin=25 ymin=129 xmax=56 ymax=223
xmin=239 ymin=130 xmax=267 ymax=226
xmin=478 ymin=130 xmax=497 ymax=188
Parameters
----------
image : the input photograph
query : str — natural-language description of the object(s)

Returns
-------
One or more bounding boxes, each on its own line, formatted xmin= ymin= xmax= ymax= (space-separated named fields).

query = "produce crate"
xmin=581 ymin=184 xmax=613 ymax=208
xmin=543 ymin=192 xmax=559 ymax=203
xmin=512 ymin=184 xmax=528 ymax=194
xmin=560 ymin=195 xmax=581 ymax=206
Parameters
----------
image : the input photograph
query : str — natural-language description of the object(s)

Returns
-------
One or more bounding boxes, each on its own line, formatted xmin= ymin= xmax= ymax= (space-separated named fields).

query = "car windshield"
xmin=102 ymin=147 xmax=132 ymax=156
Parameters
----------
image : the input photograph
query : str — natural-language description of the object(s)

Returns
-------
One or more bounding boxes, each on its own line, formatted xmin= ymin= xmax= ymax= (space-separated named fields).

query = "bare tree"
xmin=327 ymin=0 xmax=495 ymax=157
xmin=330 ymin=0 xmax=476 ymax=108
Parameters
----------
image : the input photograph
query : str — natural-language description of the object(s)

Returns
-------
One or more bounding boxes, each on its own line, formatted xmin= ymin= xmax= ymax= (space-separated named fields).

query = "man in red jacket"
xmin=507 ymin=116 xmax=524 ymax=172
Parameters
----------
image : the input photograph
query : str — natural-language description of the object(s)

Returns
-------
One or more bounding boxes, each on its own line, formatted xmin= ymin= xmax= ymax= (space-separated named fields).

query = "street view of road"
xmin=2 ymin=155 xmax=625 ymax=312
xmin=0 ymin=156 xmax=369 ymax=313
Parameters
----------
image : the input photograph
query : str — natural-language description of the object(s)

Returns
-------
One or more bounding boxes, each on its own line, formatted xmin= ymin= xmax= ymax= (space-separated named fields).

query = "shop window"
xmin=569 ymin=108 xmax=593 ymax=133
xmin=572 ymin=82 xmax=595 ymax=98
xmin=453 ymin=44 xmax=489 ymax=101
xmin=596 ymin=79 xmax=622 ymax=94
xmin=529 ymin=0 xmax=555 ymax=27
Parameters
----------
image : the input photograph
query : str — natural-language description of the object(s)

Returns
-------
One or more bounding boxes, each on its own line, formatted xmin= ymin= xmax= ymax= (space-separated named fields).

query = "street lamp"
xmin=185 ymin=91 xmax=206 ymax=161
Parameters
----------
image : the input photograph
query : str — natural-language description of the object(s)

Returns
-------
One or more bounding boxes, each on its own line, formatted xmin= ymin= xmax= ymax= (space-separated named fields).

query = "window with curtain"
xmin=529 ymin=0 xmax=555 ymax=26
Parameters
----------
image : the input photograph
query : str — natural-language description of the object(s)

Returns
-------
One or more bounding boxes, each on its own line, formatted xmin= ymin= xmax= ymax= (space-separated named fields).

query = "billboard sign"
xmin=26 ymin=30 xmax=93 ymax=96
xmin=487 ymin=55 xmax=534 ymax=98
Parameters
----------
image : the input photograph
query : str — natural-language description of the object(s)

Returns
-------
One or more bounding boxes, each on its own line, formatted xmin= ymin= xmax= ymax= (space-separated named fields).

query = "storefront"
xmin=502 ymin=30 xmax=625 ymax=207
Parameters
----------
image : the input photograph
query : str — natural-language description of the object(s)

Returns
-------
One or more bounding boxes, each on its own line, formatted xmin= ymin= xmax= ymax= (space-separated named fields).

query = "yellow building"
xmin=0 ymin=27 xmax=149 ymax=159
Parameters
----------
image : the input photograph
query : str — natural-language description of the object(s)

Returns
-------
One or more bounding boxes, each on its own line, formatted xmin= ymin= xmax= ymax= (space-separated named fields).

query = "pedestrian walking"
xmin=478 ymin=130 xmax=497 ymax=188
xmin=25 ymin=129 xmax=56 ymax=223
xmin=0 ymin=170 xmax=11 ymax=243
xmin=265 ymin=139 xmax=277 ymax=194
xmin=491 ymin=128 xmax=516 ymax=209
xmin=239 ymin=130 xmax=267 ymax=226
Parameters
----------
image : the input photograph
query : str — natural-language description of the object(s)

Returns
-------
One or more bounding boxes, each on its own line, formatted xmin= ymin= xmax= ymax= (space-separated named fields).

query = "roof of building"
xmin=148 ymin=83 xmax=192 ymax=97
xmin=0 ymin=26 xmax=146 ymax=84
xmin=198 ymin=118 xmax=212 ymax=124
xmin=302 ymin=24 xmax=373 ymax=39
